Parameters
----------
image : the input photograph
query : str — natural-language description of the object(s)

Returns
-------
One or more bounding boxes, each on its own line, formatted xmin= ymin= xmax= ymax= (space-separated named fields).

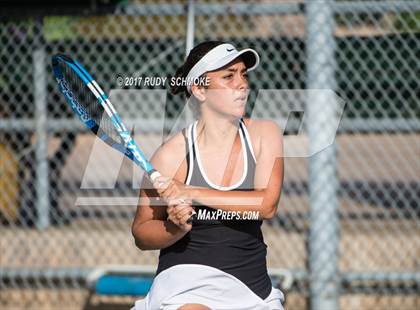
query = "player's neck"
xmin=196 ymin=115 xmax=240 ymax=149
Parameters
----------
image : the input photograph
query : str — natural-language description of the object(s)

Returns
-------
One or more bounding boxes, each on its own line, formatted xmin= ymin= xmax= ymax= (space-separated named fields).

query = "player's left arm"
xmin=155 ymin=120 xmax=284 ymax=220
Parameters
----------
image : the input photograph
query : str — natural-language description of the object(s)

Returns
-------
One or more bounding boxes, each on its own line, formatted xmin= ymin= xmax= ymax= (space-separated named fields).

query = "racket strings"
xmin=61 ymin=63 xmax=123 ymax=145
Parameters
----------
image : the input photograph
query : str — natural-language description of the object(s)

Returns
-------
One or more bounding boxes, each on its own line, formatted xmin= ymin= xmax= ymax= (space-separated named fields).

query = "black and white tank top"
xmin=156 ymin=118 xmax=272 ymax=300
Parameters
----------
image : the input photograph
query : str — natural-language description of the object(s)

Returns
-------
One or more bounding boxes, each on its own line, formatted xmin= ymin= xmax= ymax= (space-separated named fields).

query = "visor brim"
xmin=206 ymin=48 xmax=260 ymax=72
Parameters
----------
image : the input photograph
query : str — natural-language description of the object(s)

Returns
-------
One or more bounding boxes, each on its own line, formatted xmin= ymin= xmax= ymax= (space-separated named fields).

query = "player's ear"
xmin=191 ymin=84 xmax=206 ymax=102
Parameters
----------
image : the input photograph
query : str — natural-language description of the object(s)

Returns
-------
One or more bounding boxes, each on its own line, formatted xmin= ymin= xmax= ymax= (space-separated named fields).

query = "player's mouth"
xmin=235 ymin=96 xmax=247 ymax=102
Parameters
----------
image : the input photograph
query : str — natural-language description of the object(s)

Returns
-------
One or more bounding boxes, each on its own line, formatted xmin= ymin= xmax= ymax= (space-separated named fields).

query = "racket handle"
xmin=149 ymin=170 xmax=161 ymax=183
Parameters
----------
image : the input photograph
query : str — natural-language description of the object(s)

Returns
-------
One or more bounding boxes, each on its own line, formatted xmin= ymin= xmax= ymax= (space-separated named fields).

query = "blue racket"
xmin=52 ymin=54 xmax=161 ymax=182
xmin=52 ymin=54 xmax=195 ymax=222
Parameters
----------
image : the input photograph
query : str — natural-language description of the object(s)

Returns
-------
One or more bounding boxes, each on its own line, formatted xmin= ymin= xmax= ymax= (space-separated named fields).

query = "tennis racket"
xmin=52 ymin=54 xmax=195 ymax=222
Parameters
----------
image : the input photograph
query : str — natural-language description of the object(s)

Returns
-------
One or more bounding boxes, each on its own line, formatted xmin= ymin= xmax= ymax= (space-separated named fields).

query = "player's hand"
xmin=166 ymin=199 xmax=194 ymax=233
xmin=153 ymin=176 xmax=191 ymax=202
xmin=152 ymin=175 xmax=171 ymax=191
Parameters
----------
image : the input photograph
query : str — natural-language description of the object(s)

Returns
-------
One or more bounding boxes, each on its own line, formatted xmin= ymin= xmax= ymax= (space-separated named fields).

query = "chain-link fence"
xmin=0 ymin=1 xmax=419 ymax=309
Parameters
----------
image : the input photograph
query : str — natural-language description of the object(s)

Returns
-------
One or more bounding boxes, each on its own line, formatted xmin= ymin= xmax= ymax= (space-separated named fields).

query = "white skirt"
xmin=131 ymin=264 xmax=284 ymax=310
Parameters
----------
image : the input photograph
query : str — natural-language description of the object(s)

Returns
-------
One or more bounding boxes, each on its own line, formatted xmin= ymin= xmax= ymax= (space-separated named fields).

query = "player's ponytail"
xmin=170 ymin=64 xmax=188 ymax=96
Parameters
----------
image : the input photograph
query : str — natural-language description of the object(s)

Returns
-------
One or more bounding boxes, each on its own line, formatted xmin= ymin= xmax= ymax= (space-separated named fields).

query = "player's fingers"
xmin=167 ymin=201 xmax=193 ymax=223
xmin=169 ymin=210 xmax=194 ymax=229
xmin=153 ymin=176 xmax=170 ymax=190
xmin=155 ymin=181 xmax=174 ymax=197
xmin=156 ymin=181 xmax=170 ymax=192
xmin=175 ymin=206 xmax=194 ymax=220
xmin=155 ymin=175 xmax=170 ymax=183
xmin=174 ymin=210 xmax=192 ymax=223
xmin=161 ymin=184 xmax=179 ymax=200
xmin=174 ymin=203 xmax=194 ymax=217
xmin=166 ymin=199 xmax=183 ymax=217
xmin=157 ymin=180 xmax=186 ymax=201
xmin=166 ymin=198 xmax=180 ymax=208
xmin=173 ymin=204 xmax=193 ymax=215
xmin=179 ymin=210 xmax=195 ymax=226
xmin=167 ymin=199 xmax=188 ymax=210
xmin=165 ymin=183 xmax=185 ymax=200
xmin=166 ymin=206 xmax=177 ymax=222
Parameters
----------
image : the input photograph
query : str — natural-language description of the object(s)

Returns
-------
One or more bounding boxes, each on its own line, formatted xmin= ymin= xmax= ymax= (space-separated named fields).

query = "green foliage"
xmin=44 ymin=16 xmax=79 ymax=41
xmin=336 ymin=33 xmax=419 ymax=119
xmin=394 ymin=12 xmax=420 ymax=32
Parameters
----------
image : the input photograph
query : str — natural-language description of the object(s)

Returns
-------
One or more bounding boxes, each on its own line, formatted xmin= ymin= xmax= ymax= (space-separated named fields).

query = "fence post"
xmin=33 ymin=18 xmax=49 ymax=229
xmin=305 ymin=1 xmax=339 ymax=309
xmin=185 ymin=0 xmax=195 ymax=56
xmin=183 ymin=0 xmax=195 ymax=124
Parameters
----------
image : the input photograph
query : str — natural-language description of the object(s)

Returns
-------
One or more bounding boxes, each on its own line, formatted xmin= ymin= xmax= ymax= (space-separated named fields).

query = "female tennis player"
xmin=131 ymin=41 xmax=284 ymax=310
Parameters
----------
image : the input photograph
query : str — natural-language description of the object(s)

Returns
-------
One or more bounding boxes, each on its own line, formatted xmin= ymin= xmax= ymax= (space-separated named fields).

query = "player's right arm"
xmin=132 ymin=135 xmax=194 ymax=251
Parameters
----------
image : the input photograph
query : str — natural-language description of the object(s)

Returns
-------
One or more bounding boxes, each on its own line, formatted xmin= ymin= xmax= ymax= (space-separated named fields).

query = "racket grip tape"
xmin=149 ymin=170 xmax=161 ymax=183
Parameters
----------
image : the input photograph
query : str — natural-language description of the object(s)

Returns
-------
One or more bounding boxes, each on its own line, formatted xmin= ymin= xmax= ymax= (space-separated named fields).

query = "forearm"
xmin=132 ymin=219 xmax=187 ymax=250
xmin=189 ymin=187 xmax=279 ymax=219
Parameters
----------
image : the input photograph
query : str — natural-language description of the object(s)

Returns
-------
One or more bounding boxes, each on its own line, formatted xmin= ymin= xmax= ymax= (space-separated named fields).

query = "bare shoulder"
xmin=150 ymin=129 xmax=187 ymax=178
xmin=246 ymin=118 xmax=282 ymax=134
xmin=243 ymin=118 xmax=283 ymax=158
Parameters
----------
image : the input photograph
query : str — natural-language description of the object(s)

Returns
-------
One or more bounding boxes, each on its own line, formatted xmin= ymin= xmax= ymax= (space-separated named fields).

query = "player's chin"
xmin=218 ymin=104 xmax=246 ymax=119
xmin=231 ymin=104 xmax=246 ymax=117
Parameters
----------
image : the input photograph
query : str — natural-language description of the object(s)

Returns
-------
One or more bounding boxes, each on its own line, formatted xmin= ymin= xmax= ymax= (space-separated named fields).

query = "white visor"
xmin=185 ymin=43 xmax=260 ymax=94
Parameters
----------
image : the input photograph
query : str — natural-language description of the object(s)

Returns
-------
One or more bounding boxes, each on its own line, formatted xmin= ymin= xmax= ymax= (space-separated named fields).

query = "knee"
xmin=177 ymin=304 xmax=211 ymax=310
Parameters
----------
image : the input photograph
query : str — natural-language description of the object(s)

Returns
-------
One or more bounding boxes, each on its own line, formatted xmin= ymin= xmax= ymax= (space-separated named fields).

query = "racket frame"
xmin=52 ymin=54 xmax=196 ymax=223
xmin=52 ymin=54 xmax=160 ymax=182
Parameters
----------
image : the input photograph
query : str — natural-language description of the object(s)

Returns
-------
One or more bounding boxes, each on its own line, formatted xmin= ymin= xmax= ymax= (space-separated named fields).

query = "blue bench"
xmin=84 ymin=265 xmax=156 ymax=309
xmin=95 ymin=275 xmax=153 ymax=296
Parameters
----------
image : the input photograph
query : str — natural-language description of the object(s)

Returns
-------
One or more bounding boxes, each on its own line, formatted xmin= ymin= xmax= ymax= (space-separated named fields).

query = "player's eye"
xmin=223 ymin=74 xmax=233 ymax=79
